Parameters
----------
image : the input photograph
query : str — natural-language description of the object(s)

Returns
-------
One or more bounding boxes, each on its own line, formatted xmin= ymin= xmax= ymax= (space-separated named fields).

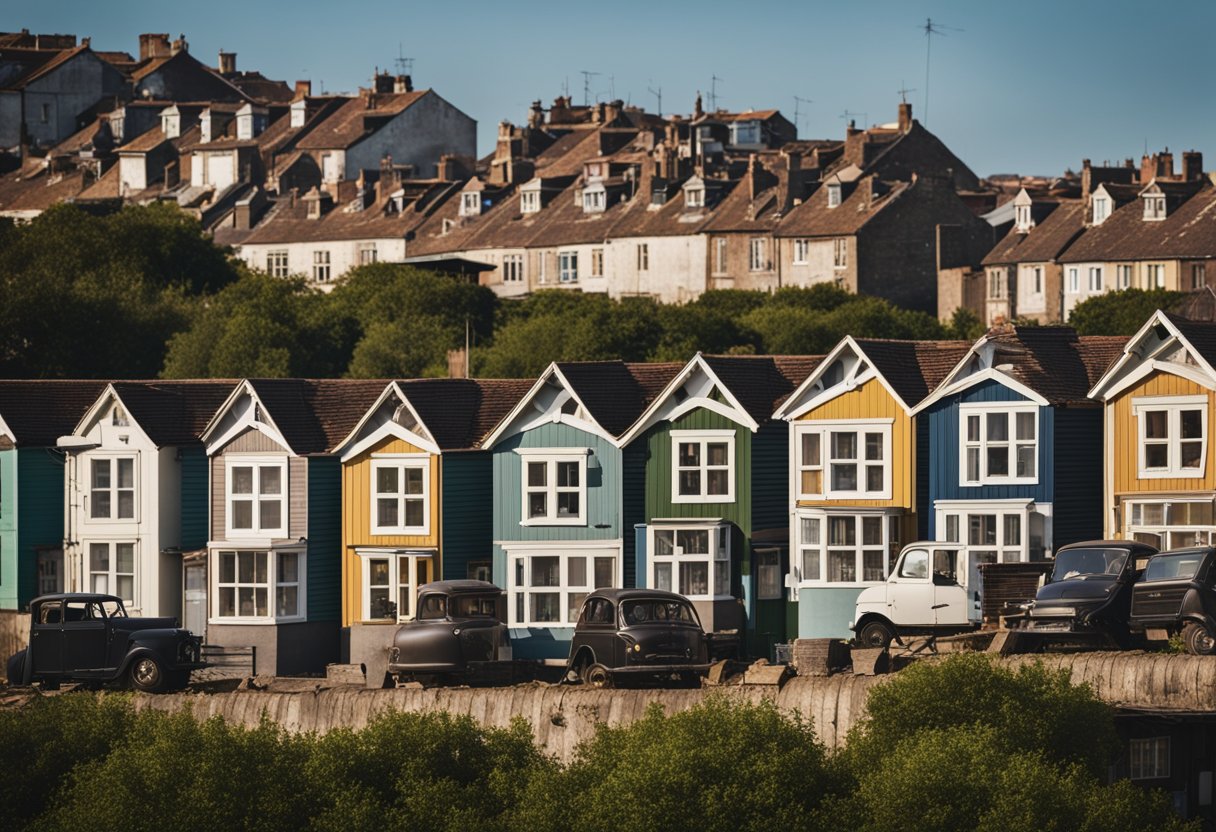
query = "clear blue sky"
xmin=13 ymin=0 xmax=1214 ymax=177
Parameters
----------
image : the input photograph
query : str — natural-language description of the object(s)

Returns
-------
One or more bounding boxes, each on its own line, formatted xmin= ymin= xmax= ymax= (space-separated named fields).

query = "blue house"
xmin=480 ymin=361 xmax=681 ymax=661
xmin=911 ymin=326 xmax=1125 ymax=574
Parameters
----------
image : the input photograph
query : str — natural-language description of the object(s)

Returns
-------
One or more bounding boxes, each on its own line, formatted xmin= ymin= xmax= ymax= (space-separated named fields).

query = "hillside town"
xmin=7 ymin=19 xmax=1216 ymax=832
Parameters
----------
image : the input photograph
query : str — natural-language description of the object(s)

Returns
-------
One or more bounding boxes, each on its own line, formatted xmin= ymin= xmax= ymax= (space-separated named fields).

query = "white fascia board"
xmin=479 ymin=365 xmax=557 ymax=450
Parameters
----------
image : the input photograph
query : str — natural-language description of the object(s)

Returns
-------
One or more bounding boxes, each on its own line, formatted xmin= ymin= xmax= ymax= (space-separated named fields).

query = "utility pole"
xmin=580 ymin=70 xmax=600 ymax=107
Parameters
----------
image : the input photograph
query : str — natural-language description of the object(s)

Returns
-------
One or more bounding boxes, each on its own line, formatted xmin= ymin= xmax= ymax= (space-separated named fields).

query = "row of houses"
xmin=2 ymin=310 xmax=1213 ymax=674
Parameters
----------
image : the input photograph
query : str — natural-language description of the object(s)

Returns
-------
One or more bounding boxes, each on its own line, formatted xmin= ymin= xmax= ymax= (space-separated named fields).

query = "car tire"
xmin=858 ymin=620 xmax=895 ymax=649
xmin=129 ymin=657 xmax=165 ymax=693
xmin=6 ymin=649 xmax=26 ymax=685
xmin=1183 ymin=622 xmax=1216 ymax=656
xmin=582 ymin=662 xmax=613 ymax=689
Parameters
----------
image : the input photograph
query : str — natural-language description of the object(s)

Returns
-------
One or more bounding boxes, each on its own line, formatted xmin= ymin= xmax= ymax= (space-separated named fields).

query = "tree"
xmin=1069 ymin=288 xmax=1184 ymax=336
xmin=944 ymin=307 xmax=986 ymax=340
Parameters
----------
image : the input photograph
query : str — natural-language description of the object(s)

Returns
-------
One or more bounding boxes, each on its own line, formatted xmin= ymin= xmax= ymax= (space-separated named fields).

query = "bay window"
xmin=518 ymin=449 xmax=587 ymax=525
xmin=649 ymin=524 xmax=730 ymax=600
xmin=959 ymin=405 xmax=1038 ymax=485
xmin=936 ymin=501 xmax=1045 ymax=563
xmin=371 ymin=456 xmax=429 ymax=535
xmin=672 ymin=430 xmax=735 ymax=502
xmin=1134 ymin=396 xmax=1207 ymax=478
xmin=226 ymin=457 xmax=287 ymax=537
xmin=795 ymin=511 xmax=901 ymax=585
xmin=89 ymin=457 xmax=135 ymax=520
xmin=212 ymin=548 xmax=305 ymax=621
xmin=509 ymin=549 xmax=618 ymax=626
xmin=795 ymin=422 xmax=891 ymax=499
xmin=357 ymin=551 xmax=434 ymax=621
xmin=1124 ymin=499 xmax=1214 ymax=550
xmin=88 ymin=541 xmax=135 ymax=603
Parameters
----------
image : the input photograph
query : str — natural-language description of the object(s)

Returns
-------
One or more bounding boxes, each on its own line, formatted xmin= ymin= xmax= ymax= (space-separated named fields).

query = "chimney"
xmin=1081 ymin=159 xmax=1092 ymax=199
xmin=171 ymin=33 xmax=188 ymax=55
xmin=1161 ymin=150 xmax=1175 ymax=179
xmin=747 ymin=154 xmax=775 ymax=201
xmin=604 ymin=99 xmax=623 ymax=124
xmin=694 ymin=92 xmax=703 ymax=120
xmin=846 ymin=119 xmax=861 ymax=138
xmin=898 ymin=101 xmax=913 ymax=133
xmin=1183 ymin=151 xmax=1204 ymax=182
xmin=217 ymin=50 xmax=236 ymax=75
xmin=528 ymin=100 xmax=545 ymax=129
xmin=778 ymin=149 xmax=802 ymax=212
xmin=593 ymin=102 xmax=605 ymax=124
xmin=393 ymin=74 xmax=413 ymax=93
xmin=294 ymin=80 xmax=312 ymax=98
xmin=365 ymin=89 xmax=376 ymax=109
xmin=139 ymin=33 xmax=171 ymax=61
xmin=1140 ymin=154 xmax=1154 ymax=185
xmin=373 ymin=69 xmax=394 ymax=94
xmin=380 ymin=155 xmax=402 ymax=191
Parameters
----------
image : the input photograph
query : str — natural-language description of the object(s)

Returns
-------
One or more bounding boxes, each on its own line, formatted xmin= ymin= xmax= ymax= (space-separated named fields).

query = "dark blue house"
xmin=911 ymin=326 xmax=1125 ymax=578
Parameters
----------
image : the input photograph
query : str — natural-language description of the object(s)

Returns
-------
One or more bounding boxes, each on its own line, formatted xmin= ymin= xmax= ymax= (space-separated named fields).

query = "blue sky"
xmin=14 ymin=1 xmax=1215 ymax=176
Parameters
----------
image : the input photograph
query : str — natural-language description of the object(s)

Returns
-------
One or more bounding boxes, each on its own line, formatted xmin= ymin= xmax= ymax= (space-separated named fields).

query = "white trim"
xmin=791 ymin=508 xmax=902 ymax=588
xmin=201 ymin=380 xmax=293 ymax=456
xmin=507 ymin=545 xmax=622 ymax=627
xmin=774 ymin=336 xmax=915 ymax=420
xmin=369 ymin=456 xmax=431 ymax=536
xmin=353 ymin=548 xmax=435 ymax=623
xmin=911 ymin=366 xmax=1049 ymax=415
xmin=82 ymin=453 xmax=139 ymax=523
xmin=671 ymin=429 xmax=736 ymax=503
xmin=518 ymin=449 xmax=588 ymax=526
xmin=340 ymin=417 xmax=441 ymax=461
xmin=0 ymin=411 xmax=16 ymax=444
xmin=647 ymin=523 xmax=731 ymax=601
xmin=793 ymin=421 xmax=893 ymax=500
xmin=957 ymin=403 xmax=1040 ymax=486
xmin=223 ymin=455 xmax=288 ymax=539
xmin=333 ymin=382 xmax=440 ymax=459
xmin=498 ymin=539 xmax=622 ymax=552
xmin=83 ymin=539 xmax=138 ymax=606
xmin=481 ymin=364 xmax=617 ymax=449
xmin=1090 ymin=310 xmax=1216 ymax=400
xmin=932 ymin=499 xmax=1050 ymax=564
xmin=618 ymin=353 xmax=760 ymax=445
xmin=208 ymin=546 xmax=306 ymax=624
xmin=1132 ymin=395 xmax=1207 ymax=479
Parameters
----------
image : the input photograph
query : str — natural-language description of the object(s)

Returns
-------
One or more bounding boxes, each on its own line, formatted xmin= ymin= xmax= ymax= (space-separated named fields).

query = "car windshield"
xmin=621 ymin=599 xmax=698 ymax=626
xmin=1052 ymin=548 xmax=1129 ymax=581
xmin=1143 ymin=552 xmax=1205 ymax=582
xmin=452 ymin=595 xmax=498 ymax=617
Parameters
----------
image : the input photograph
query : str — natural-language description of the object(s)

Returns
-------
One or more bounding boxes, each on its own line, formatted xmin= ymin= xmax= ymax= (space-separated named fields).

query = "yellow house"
xmin=772 ymin=336 xmax=970 ymax=638
xmin=1090 ymin=311 xmax=1216 ymax=547
xmin=331 ymin=378 xmax=530 ymax=679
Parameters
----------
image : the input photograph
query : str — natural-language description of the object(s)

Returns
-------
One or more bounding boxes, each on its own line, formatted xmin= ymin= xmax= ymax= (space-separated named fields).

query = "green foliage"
xmin=1069 ymin=288 xmax=1184 ymax=335
xmin=944 ymin=307 xmax=986 ymax=340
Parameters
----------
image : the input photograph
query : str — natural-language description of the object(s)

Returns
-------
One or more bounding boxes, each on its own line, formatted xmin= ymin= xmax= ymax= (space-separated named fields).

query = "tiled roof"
xmin=247 ymin=378 xmax=387 ymax=454
xmin=397 ymin=378 xmax=533 ymax=450
xmin=295 ymin=91 xmax=428 ymax=150
xmin=119 ymin=125 xmax=170 ymax=153
xmin=702 ymin=354 xmax=823 ymax=420
xmin=110 ymin=380 xmax=237 ymax=447
xmin=981 ymin=200 xmax=1085 ymax=266
xmin=852 ymin=339 xmax=973 ymax=408
xmin=776 ymin=175 xmax=910 ymax=237
xmin=0 ymin=45 xmax=86 ymax=90
xmin=0 ymin=380 xmax=109 ymax=446
xmin=1060 ymin=182 xmax=1216 ymax=263
xmin=556 ymin=361 xmax=684 ymax=437
xmin=982 ymin=327 xmax=1127 ymax=405
xmin=1165 ymin=313 xmax=1216 ymax=369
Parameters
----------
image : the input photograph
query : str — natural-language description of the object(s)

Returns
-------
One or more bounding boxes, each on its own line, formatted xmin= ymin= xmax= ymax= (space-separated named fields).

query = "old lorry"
xmin=850 ymin=542 xmax=978 ymax=647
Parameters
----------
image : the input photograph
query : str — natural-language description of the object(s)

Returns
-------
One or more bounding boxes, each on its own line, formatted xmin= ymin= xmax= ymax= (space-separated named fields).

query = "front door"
xmin=36 ymin=549 xmax=63 ymax=594
xmin=183 ymin=563 xmax=207 ymax=638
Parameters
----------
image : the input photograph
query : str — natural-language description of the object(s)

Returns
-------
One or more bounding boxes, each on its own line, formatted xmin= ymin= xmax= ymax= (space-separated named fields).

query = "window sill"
xmin=208 ymin=615 xmax=306 ymax=626
xmin=371 ymin=526 xmax=431 ymax=536
xmin=519 ymin=517 xmax=587 ymax=527
xmin=223 ymin=530 xmax=289 ymax=541
xmin=958 ymin=477 xmax=1038 ymax=487
xmin=1137 ymin=469 xmax=1206 ymax=480
xmin=671 ymin=494 xmax=735 ymax=504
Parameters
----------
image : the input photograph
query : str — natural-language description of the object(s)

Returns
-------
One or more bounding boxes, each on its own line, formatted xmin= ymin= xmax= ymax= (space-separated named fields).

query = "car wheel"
xmin=130 ymin=657 xmax=165 ymax=693
xmin=5 ymin=649 xmax=26 ymax=685
xmin=582 ymin=662 xmax=613 ymax=689
xmin=858 ymin=620 xmax=895 ymax=649
xmin=1183 ymin=622 xmax=1216 ymax=655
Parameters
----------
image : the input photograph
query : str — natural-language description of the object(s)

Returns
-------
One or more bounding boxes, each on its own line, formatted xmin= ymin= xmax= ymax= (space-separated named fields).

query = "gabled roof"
xmin=0 ymin=380 xmax=109 ymax=446
xmin=295 ymin=90 xmax=429 ymax=150
xmin=240 ymin=378 xmax=388 ymax=454
xmin=776 ymin=174 xmax=910 ymax=238
xmin=981 ymin=200 xmax=1085 ymax=266
xmin=0 ymin=44 xmax=90 ymax=89
xmin=396 ymin=377 xmax=534 ymax=450
xmin=1060 ymin=182 xmax=1216 ymax=263
xmin=101 ymin=381 xmax=238 ymax=447
xmin=1089 ymin=311 xmax=1216 ymax=400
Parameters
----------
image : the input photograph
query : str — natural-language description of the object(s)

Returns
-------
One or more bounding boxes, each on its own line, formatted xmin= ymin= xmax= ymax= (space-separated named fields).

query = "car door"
xmin=578 ymin=598 xmax=618 ymax=666
xmin=931 ymin=549 xmax=971 ymax=626
xmin=887 ymin=548 xmax=934 ymax=627
xmin=29 ymin=600 xmax=64 ymax=676
xmin=62 ymin=600 xmax=111 ymax=674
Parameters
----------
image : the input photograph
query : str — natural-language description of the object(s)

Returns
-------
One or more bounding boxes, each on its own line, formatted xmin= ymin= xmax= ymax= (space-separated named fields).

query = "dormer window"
xmin=521 ymin=190 xmax=540 ymax=214
xmin=1144 ymin=194 xmax=1166 ymax=221
xmin=827 ymin=184 xmax=842 ymax=208
xmin=1092 ymin=196 xmax=1110 ymax=225
xmin=730 ymin=120 xmax=760 ymax=145
xmin=1015 ymin=204 xmax=1033 ymax=232
xmin=585 ymin=162 xmax=604 ymax=179
xmin=685 ymin=185 xmax=705 ymax=209
xmin=582 ymin=187 xmax=606 ymax=213
xmin=460 ymin=192 xmax=481 ymax=217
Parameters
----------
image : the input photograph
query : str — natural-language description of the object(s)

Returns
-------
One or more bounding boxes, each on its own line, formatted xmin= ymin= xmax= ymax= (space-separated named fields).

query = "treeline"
xmin=0 ymin=655 xmax=1191 ymax=832
xmin=0 ymin=205 xmax=1179 ymax=380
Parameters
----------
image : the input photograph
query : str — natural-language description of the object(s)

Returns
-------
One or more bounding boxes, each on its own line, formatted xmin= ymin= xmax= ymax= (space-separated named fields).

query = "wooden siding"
xmin=643 ymin=409 xmax=751 ymax=532
xmin=15 ymin=449 xmax=64 ymax=608
xmin=307 ymin=457 xmax=341 ymax=622
xmin=1111 ymin=372 xmax=1216 ymax=494
xmin=439 ymin=452 xmax=492 ymax=582
xmin=179 ymin=446 xmax=208 ymax=551
xmin=0 ymin=448 xmax=16 ymax=608
xmin=751 ymin=421 xmax=789 ymax=533
xmin=795 ymin=378 xmax=913 ymax=510
xmin=621 ymin=442 xmax=649 ymax=588
xmin=491 ymin=423 xmax=621 ymax=543
xmin=1052 ymin=407 xmax=1106 ymax=547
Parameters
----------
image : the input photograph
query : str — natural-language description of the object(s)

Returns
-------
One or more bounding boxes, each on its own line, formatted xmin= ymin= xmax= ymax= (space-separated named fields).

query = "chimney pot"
xmin=897 ymin=101 xmax=912 ymax=133
xmin=218 ymin=50 xmax=236 ymax=75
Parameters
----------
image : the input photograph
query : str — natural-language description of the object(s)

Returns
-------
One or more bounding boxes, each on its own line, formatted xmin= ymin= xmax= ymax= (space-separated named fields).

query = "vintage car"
xmin=1010 ymin=540 xmax=1157 ymax=646
xmin=386 ymin=580 xmax=513 ymax=684
xmin=6 ymin=593 xmax=205 ymax=692
xmin=1129 ymin=546 xmax=1216 ymax=655
xmin=566 ymin=588 xmax=711 ymax=688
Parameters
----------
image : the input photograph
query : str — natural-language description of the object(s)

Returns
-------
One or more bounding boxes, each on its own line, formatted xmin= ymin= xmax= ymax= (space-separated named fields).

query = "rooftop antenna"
xmin=839 ymin=109 xmax=867 ymax=127
xmin=897 ymin=82 xmax=917 ymax=104
xmin=561 ymin=76 xmax=569 ymax=99
xmin=793 ymin=95 xmax=813 ymax=136
xmin=647 ymin=80 xmax=662 ymax=116
xmin=709 ymin=74 xmax=724 ymax=111
xmin=921 ymin=17 xmax=962 ymax=126
xmin=580 ymin=70 xmax=600 ymax=106
xmin=393 ymin=43 xmax=413 ymax=76
xmin=608 ymin=74 xmax=616 ymax=100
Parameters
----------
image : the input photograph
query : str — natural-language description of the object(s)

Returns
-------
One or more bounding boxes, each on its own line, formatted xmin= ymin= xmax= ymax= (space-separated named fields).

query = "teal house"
xmin=481 ymin=361 xmax=681 ymax=660
xmin=617 ymin=354 xmax=819 ymax=659
xmin=0 ymin=381 xmax=106 ymax=609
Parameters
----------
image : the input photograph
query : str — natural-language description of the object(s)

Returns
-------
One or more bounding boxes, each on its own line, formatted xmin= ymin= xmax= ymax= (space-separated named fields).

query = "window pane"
xmin=557 ymin=461 xmax=579 ymax=488
xmin=90 ymin=542 xmax=109 ymax=571
xmin=945 ymin=515 xmax=959 ymax=543
xmin=260 ymin=467 xmax=282 ymax=496
xmin=527 ymin=461 xmax=547 ymax=488
xmin=1181 ymin=410 xmax=1203 ymax=439
xmin=255 ymin=552 xmax=268 ymax=584
xmin=706 ymin=443 xmax=729 ymax=466
xmin=276 ymin=586 xmax=298 ymax=617
xmin=238 ymin=587 xmax=254 ymax=616
xmin=865 ymin=433 xmax=883 ymax=460
xmin=117 ymin=491 xmax=134 ymax=519
xmin=827 ymin=551 xmax=856 ymax=582
xmin=369 ymin=587 xmax=390 ymax=618
xmin=92 ymin=492 xmax=111 ymax=518
xmin=219 ymin=552 xmax=235 ymax=584
xmin=402 ymin=467 xmax=425 ymax=495
xmin=831 ymin=463 xmax=857 ymax=491
xmin=377 ymin=498 xmax=398 ymax=527
xmin=714 ymin=561 xmax=730 ymax=596
xmin=231 ymin=466 xmax=253 ymax=494
xmin=530 ymin=593 xmax=559 ymax=622
xmin=680 ymin=562 xmax=709 ymax=596
xmin=1004 ymin=515 xmax=1022 ymax=546
xmin=117 ymin=459 xmax=134 ymax=488
xmin=802 ymin=433 xmax=820 ymax=466
xmin=861 ymin=516 xmax=883 ymax=546
xmin=1141 ymin=503 xmax=1165 ymax=526
xmin=568 ymin=557 xmax=587 ymax=588
xmin=557 ymin=492 xmax=580 ymax=517
xmin=987 ymin=447 xmax=1009 ymax=476
xmin=987 ymin=413 xmax=1008 ymax=441
xmin=567 ymin=593 xmax=586 ymax=624
xmin=969 ymin=515 xmax=997 ymax=546
xmin=655 ymin=562 xmax=672 ymax=591
xmin=531 ymin=557 xmax=559 ymax=587
xmin=91 ymin=574 xmax=108 ymax=593
xmin=528 ymin=492 xmax=547 ymax=518
xmin=594 ymin=557 xmax=614 ymax=588
xmin=800 ymin=470 xmax=822 ymax=494
xmin=92 ymin=459 xmax=111 ymax=488
xmin=376 ymin=466 xmax=398 ymax=494
xmin=707 ymin=469 xmax=730 ymax=495
xmin=237 ymin=552 xmax=254 ymax=583
xmin=801 ymin=517 xmax=820 ymax=545
xmin=116 ymin=543 xmax=134 ymax=574
xmin=862 ymin=551 xmax=884 ymax=582
xmin=967 ymin=415 xmax=979 ymax=442
xmin=828 ymin=517 xmax=855 ymax=546
xmin=279 ymin=552 xmax=298 ymax=583
xmin=369 ymin=558 xmax=389 ymax=587
xmin=802 ymin=549 xmax=820 ymax=580
xmin=865 ymin=465 xmax=884 ymax=492
xmin=1180 ymin=441 xmax=1202 ymax=468
xmin=1016 ymin=445 xmax=1036 ymax=478
xmin=404 ymin=499 xmax=424 ymax=527
xmin=831 ymin=432 xmax=857 ymax=459
xmin=677 ymin=530 xmax=709 ymax=554
xmin=1015 ymin=412 xmax=1035 ymax=441
xmin=678 ymin=443 xmax=700 ymax=466
xmin=255 ymin=587 xmax=268 ymax=617
xmin=653 ymin=530 xmax=675 ymax=556
xmin=1145 ymin=411 xmax=1168 ymax=440
xmin=1145 ymin=445 xmax=1168 ymax=468
xmin=232 ymin=500 xmax=253 ymax=530
xmin=678 ymin=470 xmax=701 ymax=495
xmin=966 ymin=448 xmax=981 ymax=481
xmin=260 ymin=499 xmax=282 ymax=530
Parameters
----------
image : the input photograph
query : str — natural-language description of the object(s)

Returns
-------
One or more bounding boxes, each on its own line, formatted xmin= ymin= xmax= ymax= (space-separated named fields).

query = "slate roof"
xmin=295 ymin=91 xmax=428 ymax=150
xmin=981 ymin=200 xmax=1086 ymax=266
xmin=0 ymin=380 xmax=109 ymax=446
xmin=396 ymin=378 xmax=534 ymax=450
xmin=701 ymin=354 xmax=823 ymax=420
xmin=1165 ymin=312 xmax=1216 ymax=369
xmin=980 ymin=327 xmax=1127 ymax=405
xmin=556 ymin=361 xmax=684 ymax=437
xmin=851 ymin=339 xmax=973 ymax=408
xmin=0 ymin=45 xmax=87 ymax=89
xmin=109 ymin=380 xmax=237 ymax=447
xmin=1060 ymin=182 xmax=1216 ymax=263
xmin=776 ymin=175 xmax=909 ymax=237
xmin=246 ymin=379 xmax=387 ymax=454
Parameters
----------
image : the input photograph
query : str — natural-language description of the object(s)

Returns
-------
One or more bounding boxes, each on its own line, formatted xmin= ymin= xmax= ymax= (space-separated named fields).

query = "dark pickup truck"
xmin=6 ymin=593 xmax=205 ymax=692
xmin=1130 ymin=546 xmax=1216 ymax=655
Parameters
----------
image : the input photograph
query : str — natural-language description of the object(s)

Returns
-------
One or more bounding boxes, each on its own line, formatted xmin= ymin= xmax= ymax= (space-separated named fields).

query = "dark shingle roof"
xmin=979 ymin=327 xmax=1127 ymax=405
xmin=247 ymin=379 xmax=386 ymax=454
xmin=396 ymin=378 xmax=533 ymax=450
xmin=111 ymin=381 xmax=237 ymax=447
xmin=556 ymin=361 xmax=684 ymax=437
xmin=701 ymin=355 xmax=823 ymax=420
xmin=851 ymin=339 xmax=973 ymax=408
xmin=981 ymin=200 xmax=1085 ymax=266
xmin=1165 ymin=313 xmax=1216 ymax=369
xmin=1060 ymin=183 xmax=1216 ymax=264
xmin=0 ymin=380 xmax=109 ymax=446
xmin=295 ymin=91 xmax=428 ymax=150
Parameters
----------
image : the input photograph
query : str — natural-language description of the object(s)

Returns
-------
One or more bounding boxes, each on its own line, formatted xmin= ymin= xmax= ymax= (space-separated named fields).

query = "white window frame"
xmin=87 ymin=540 xmax=137 ymax=604
xmin=1068 ymin=267 xmax=1079 ymax=293
xmin=516 ymin=448 xmax=588 ymax=526
xmin=1092 ymin=196 xmax=1109 ymax=225
xmin=582 ymin=187 xmax=605 ymax=213
xmin=671 ymin=429 xmax=735 ymax=503
xmin=460 ymin=191 xmax=481 ymax=216
xmin=1145 ymin=263 xmax=1165 ymax=289
xmin=1133 ymin=395 xmax=1208 ymax=479
xmin=685 ymin=186 xmax=705 ymax=208
xmin=794 ymin=510 xmax=899 ymax=587
xmin=502 ymin=253 xmax=524 ymax=282
xmin=559 ymin=250 xmax=579 ymax=283
xmin=827 ymin=184 xmax=841 ymax=208
xmin=370 ymin=455 xmax=430 ymax=535
xmin=988 ymin=269 xmax=1005 ymax=300
xmin=86 ymin=455 xmax=137 ymax=522
xmin=520 ymin=190 xmax=540 ymax=213
xmin=1088 ymin=265 xmax=1103 ymax=292
xmin=792 ymin=238 xmax=810 ymax=265
xmin=748 ymin=237 xmax=768 ymax=272
xmin=1032 ymin=265 xmax=1043 ymax=294
xmin=833 ymin=237 xmax=848 ymax=269
xmin=958 ymin=404 xmax=1039 ymax=486
xmin=357 ymin=242 xmax=377 ymax=265
xmin=936 ymin=502 xmax=1038 ymax=564
xmin=1144 ymin=194 xmax=1166 ymax=221
xmin=637 ymin=243 xmax=649 ymax=271
xmin=1015 ymin=204 xmax=1032 ymax=231
xmin=1193 ymin=263 xmax=1207 ymax=290
xmin=1117 ymin=264 xmax=1133 ymax=289
xmin=266 ymin=249 xmax=289 ymax=278
xmin=1128 ymin=737 xmax=1170 ymax=780
xmin=210 ymin=547 xmax=306 ymax=624
xmin=1124 ymin=499 xmax=1215 ymax=550
xmin=794 ymin=421 xmax=892 ymax=500
xmin=312 ymin=250 xmax=331 ymax=283
xmin=508 ymin=548 xmax=620 ymax=627
xmin=590 ymin=248 xmax=603 ymax=278
xmin=648 ymin=524 xmax=731 ymax=600
xmin=224 ymin=455 xmax=288 ymax=538
xmin=714 ymin=237 xmax=727 ymax=273
xmin=356 ymin=550 xmax=434 ymax=623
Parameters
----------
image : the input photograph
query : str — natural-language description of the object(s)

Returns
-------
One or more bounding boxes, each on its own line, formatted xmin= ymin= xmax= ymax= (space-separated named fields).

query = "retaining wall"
xmin=0 ymin=611 xmax=29 ymax=663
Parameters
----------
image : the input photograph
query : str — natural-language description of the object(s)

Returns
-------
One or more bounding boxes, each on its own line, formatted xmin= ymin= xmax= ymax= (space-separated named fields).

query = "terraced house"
xmin=619 ymin=354 xmax=819 ymax=658
xmin=481 ymin=360 xmax=681 ymax=661
xmin=331 ymin=377 xmax=529 ymax=675
xmin=773 ymin=338 xmax=969 ymax=639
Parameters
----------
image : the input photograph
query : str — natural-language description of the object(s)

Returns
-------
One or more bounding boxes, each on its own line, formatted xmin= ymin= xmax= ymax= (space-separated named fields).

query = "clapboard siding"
xmin=1052 ymin=406 xmax=1105 ymax=547
xmin=751 ymin=420 xmax=789 ymax=534
xmin=289 ymin=457 xmax=307 ymax=540
xmin=1110 ymin=371 xmax=1216 ymax=494
xmin=643 ymin=409 xmax=751 ymax=532
xmin=307 ymin=456 xmax=341 ymax=622
xmin=342 ymin=436 xmax=440 ymax=549
xmin=440 ymin=452 xmax=492 ymax=581
xmin=15 ymin=449 xmax=65 ymax=608
xmin=179 ymin=446 xmax=208 ymax=550
xmin=621 ymin=442 xmax=649 ymax=588
xmin=209 ymin=426 xmax=296 ymax=542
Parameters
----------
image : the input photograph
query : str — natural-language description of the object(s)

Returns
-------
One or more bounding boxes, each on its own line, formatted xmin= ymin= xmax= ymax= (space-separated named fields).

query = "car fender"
xmin=852 ymin=611 xmax=896 ymax=634
xmin=116 ymin=645 xmax=168 ymax=680
xmin=1179 ymin=611 xmax=1216 ymax=635
xmin=567 ymin=644 xmax=596 ymax=671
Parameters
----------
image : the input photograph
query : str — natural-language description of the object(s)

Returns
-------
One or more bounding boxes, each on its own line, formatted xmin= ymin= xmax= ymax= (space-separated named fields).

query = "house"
xmin=772 ymin=337 xmax=970 ymax=638
xmin=617 ymin=354 xmax=820 ymax=658
xmin=1088 ymin=312 xmax=1216 ymax=546
xmin=128 ymin=34 xmax=248 ymax=104
xmin=911 ymin=326 xmax=1125 ymax=575
xmin=330 ymin=377 xmax=531 ymax=672
xmin=479 ymin=360 xmax=682 ymax=660
xmin=0 ymin=380 xmax=106 ymax=608
xmin=198 ymin=378 xmax=384 ymax=674
xmin=56 ymin=381 xmax=235 ymax=624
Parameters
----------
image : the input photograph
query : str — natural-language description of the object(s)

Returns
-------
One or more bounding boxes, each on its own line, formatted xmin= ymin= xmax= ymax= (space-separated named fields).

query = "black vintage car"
xmin=1130 ymin=546 xmax=1216 ymax=655
xmin=387 ymin=580 xmax=514 ymax=684
xmin=1012 ymin=540 xmax=1157 ymax=646
xmin=6 ymin=593 xmax=205 ymax=692
xmin=566 ymin=588 xmax=711 ymax=688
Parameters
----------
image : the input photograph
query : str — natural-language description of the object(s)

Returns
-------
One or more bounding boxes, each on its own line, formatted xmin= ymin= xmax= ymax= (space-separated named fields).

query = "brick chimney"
xmin=604 ymin=99 xmax=623 ymax=124
xmin=217 ymin=50 xmax=236 ymax=74
xmin=528 ymin=100 xmax=545 ymax=129
xmin=693 ymin=92 xmax=703 ymax=120
xmin=394 ymin=75 xmax=413 ymax=93
xmin=373 ymin=70 xmax=394 ymax=94
xmin=139 ymin=33 xmax=171 ymax=61
xmin=747 ymin=154 xmax=776 ymax=201
xmin=1183 ymin=150 xmax=1204 ymax=182
xmin=777 ymin=149 xmax=803 ymax=212
xmin=1081 ymin=159 xmax=1093 ymax=199
xmin=171 ymin=33 xmax=188 ymax=55
xmin=294 ymin=80 xmax=312 ymax=98
xmin=898 ymin=101 xmax=913 ymax=133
